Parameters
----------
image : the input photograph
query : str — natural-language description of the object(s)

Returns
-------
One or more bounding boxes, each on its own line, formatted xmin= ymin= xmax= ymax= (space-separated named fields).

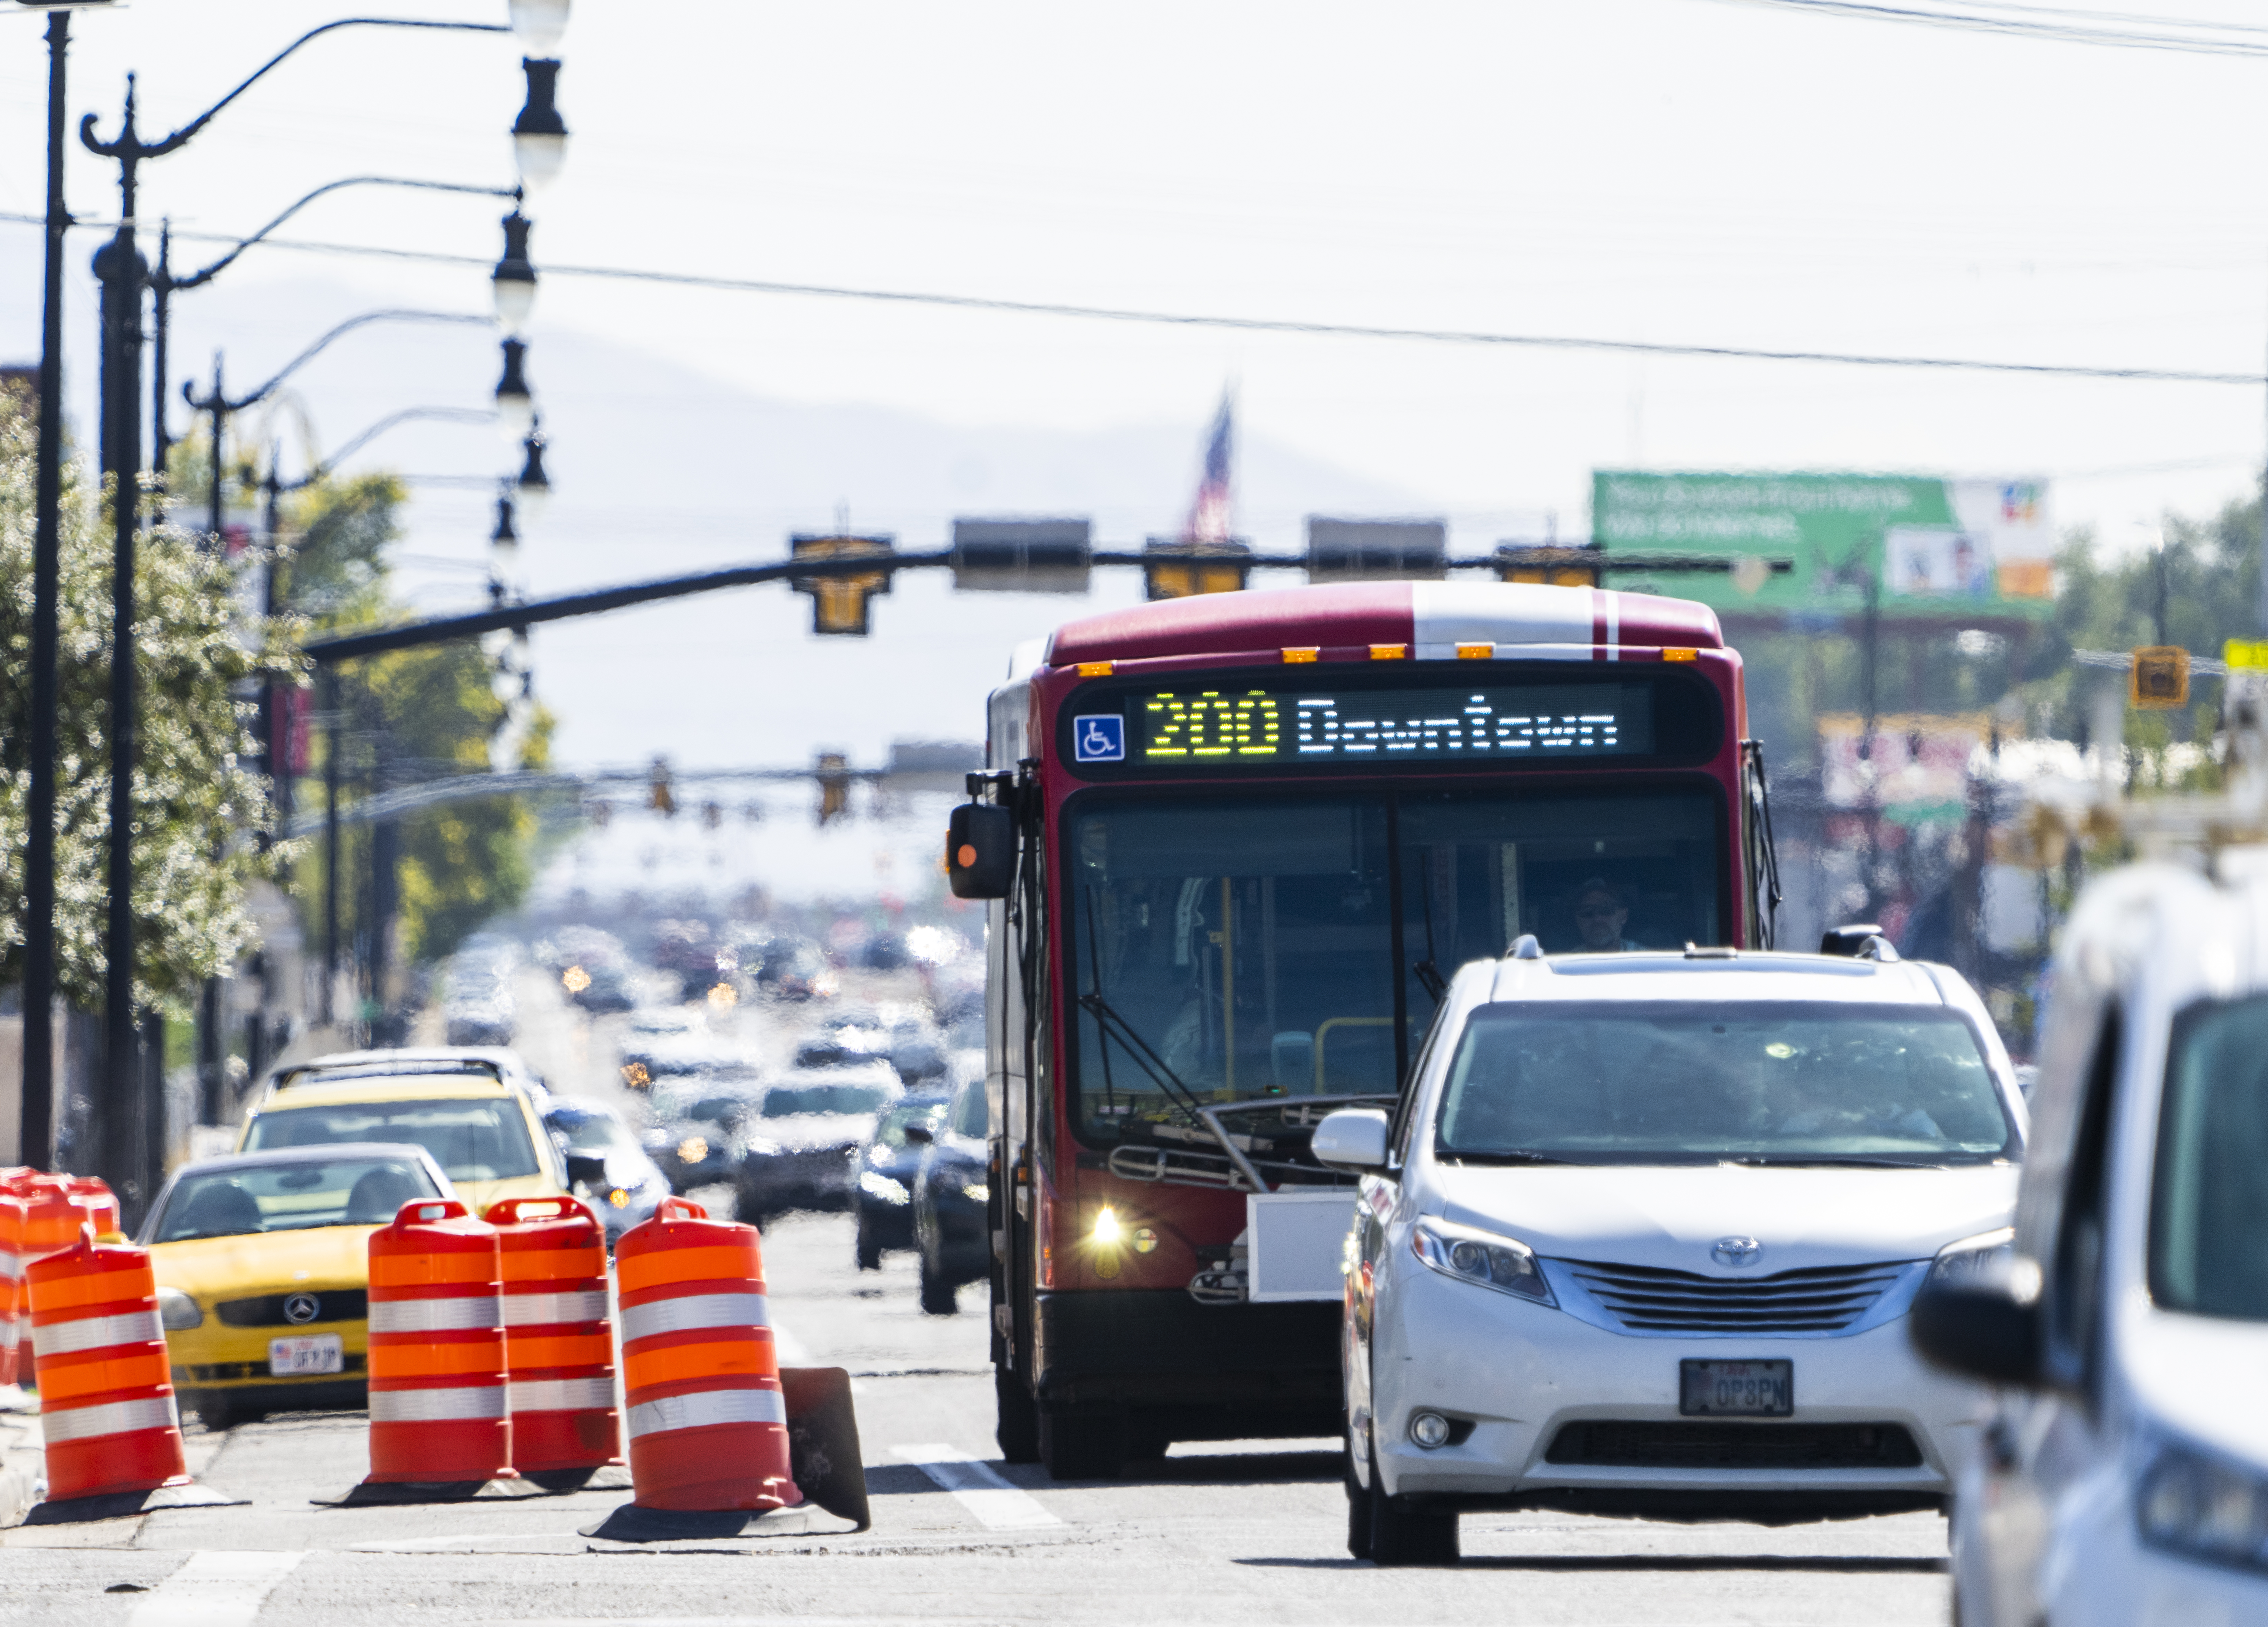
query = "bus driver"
xmin=1572 ymin=877 xmax=1642 ymax=953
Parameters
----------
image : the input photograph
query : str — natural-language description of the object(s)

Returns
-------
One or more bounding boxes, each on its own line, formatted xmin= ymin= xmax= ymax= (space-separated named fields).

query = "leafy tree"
xmin=276 ymin=472 xmax=549 ymax=968
xmin=0 ymin=393 xmax=299 ymax=1015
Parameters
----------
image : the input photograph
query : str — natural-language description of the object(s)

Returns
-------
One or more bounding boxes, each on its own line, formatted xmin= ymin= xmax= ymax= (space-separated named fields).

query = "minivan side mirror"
xmin=946 ymin=803 xmax=1015 ymax=900
xmin=1312 ymin=1107 xmax=1390 ymax=1170
xmin=1910 ymin=1274 xmax=2042 ymax=1386
xmin=564 ymin=1152 xmax=608 ymax=1189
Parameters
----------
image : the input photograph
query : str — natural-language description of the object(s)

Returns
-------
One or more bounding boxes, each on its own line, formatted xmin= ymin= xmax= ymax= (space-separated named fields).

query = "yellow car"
xmin=235 ymin=1048 xmax=571 ymax=1215
xmin=144 ymin=1144 xmax=454 ymax=1427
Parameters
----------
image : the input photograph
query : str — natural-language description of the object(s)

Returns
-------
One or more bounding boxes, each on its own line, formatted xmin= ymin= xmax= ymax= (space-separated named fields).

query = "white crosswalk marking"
xmin=129 ymin=1551 xmax=304 ymax=1627
xmin=892 ymin=1443 xmax=1062 ymax=1530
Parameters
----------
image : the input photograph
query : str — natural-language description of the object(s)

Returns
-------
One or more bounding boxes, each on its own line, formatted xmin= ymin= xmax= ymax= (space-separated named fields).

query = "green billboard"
xmin=1591 ymin=471 xmax=2056 ymax=619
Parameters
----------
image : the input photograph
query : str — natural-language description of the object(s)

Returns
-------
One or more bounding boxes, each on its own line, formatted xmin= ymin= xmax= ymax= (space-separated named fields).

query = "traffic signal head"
xmin=790 ymin=535 xmax=895 ymax=635
xmin=1142 ymin=538 xmax=1251 ymax=600
xmin=2130 ymin=646 xmax=2190 ymax=710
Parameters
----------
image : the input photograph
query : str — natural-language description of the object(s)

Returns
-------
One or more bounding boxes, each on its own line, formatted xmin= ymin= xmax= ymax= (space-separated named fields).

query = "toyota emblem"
xmin=282 ymin=1292 xmax=320 ymax=1324
xmin=1710 ymin=1236 xmax=1764 ymax=1269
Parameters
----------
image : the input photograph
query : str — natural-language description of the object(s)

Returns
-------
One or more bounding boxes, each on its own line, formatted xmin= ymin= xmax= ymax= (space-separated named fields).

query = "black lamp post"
xmin=495 ymin=337 xmax=537 ymax=436
xmin=19 ymin=0 xmax=99 ymax=1174
xmin=64 ymin=13 xmax=552 ymax=1207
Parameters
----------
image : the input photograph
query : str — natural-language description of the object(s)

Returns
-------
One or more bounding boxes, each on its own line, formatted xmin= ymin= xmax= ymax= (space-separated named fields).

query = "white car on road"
xmin=1915 ymin=860 xmax=2268 ymax=1625
xmin=1316 ymin=939 xmax=2027 ymax=1564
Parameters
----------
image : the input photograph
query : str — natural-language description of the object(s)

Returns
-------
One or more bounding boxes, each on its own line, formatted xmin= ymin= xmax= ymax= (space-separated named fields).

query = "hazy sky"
xmin=5 ymin=0 xmax=2267 ymax=780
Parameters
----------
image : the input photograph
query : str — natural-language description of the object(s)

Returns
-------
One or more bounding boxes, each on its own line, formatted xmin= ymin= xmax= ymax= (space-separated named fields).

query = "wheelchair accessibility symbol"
xmin=1074 ymin=715 xmax=1125 ymax=762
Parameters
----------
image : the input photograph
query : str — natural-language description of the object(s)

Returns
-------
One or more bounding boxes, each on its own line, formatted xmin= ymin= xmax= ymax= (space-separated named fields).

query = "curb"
xmin=0 ymin=1387 xmax=44 ymax=1528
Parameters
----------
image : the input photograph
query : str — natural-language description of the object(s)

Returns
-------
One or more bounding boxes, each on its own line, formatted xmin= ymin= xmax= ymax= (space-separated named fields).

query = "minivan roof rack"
xmin=1819 ymin=924 xmax=1887 ymax=958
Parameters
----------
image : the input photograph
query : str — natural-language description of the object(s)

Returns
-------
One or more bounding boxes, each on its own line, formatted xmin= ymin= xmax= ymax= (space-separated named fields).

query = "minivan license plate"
xmin=270 ymin=1334 xmax=343 ymax=1377
xmin=1680 ymin=1358 xmax=1792 ymax=1416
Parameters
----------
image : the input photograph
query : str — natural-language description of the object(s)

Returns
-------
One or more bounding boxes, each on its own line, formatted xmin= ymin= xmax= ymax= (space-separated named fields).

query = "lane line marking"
xmin=891 ymin=1443 xmax=1061 ymax=1530
xmin=129 ymin=1550 xmax=304 ymax=1627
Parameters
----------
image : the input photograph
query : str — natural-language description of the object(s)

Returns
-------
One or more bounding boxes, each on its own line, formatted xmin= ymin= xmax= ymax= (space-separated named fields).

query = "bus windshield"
xmin=1064 ymin=786 xmax=1723 ymax=1142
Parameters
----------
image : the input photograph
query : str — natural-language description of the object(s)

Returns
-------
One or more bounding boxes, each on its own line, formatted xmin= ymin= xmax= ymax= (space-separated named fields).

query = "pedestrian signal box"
xmin=2130 ymin=646 xmax=2190 ymax=710
xmin=790 ymin=535 xmax=895 ymax=636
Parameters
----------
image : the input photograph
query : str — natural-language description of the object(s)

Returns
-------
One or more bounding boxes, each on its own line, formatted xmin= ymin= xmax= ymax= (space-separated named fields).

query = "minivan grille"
xmin=1544 ymin=1421 xmax=1923 ymax=1470
xmin=1563 ymin=1260 xmax=1905 ymax=1334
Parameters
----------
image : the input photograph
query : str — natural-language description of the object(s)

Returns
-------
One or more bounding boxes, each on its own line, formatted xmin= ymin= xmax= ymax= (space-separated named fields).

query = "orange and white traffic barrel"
xmin=26 ymin=1229 xmax=188 ymax=1501
xmin=3 ymin=1175 xmax=120 ymax=1390
xmin=616 ymin=1196 xmax=798 ymax=1511
xmin=364 ymin=1198 xmax=511 ymax=1485
xmin=484 ymin=1195 xmax=621 ymax=1474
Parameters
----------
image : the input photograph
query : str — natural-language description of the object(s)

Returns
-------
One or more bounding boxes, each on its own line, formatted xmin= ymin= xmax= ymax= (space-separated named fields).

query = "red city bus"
xmin=945 ymin=580 xmax=1780 ymax=1479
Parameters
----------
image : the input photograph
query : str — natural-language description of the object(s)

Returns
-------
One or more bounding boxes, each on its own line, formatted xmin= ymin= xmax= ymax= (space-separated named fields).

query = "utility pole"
xmin=82 ymin=78 xmax=153 ymax=1215
xmin=22 ymin=8 xmax=73 ymax=1173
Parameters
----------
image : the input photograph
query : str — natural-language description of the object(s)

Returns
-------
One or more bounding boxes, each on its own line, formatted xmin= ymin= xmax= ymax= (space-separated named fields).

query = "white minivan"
xmin=1316 ymin=938 xmax=2026 ymax=1564
xmin=1914 ymin=859 xmax=2268 ymax=1625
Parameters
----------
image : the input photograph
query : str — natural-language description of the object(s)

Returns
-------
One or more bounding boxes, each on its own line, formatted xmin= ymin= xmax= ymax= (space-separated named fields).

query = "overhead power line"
xmin=1703 ymin=0 xmax=2268 ymax=56
xmin=4 ymin=212 xmax=2258 ymax=385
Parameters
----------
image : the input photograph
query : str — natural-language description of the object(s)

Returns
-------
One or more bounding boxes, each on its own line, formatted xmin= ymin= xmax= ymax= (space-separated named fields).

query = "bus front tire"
xmin=1038 ymin=1404 xmax=1126 ymax=1481
xmin=995 ymin=1369 xmax=1040 ymax=1464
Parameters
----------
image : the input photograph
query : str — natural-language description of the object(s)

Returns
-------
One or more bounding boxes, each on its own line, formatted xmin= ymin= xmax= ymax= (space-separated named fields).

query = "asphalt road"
xmin=1 ymin=981 xmax=1955 ymax=1623
xmin=1 ymin=1204 xmax=1950 ymax=1626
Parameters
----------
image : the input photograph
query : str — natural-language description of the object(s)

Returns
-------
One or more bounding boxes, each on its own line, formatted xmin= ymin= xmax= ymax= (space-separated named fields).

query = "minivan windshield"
xmin=1436 ymin=1001 xmax=2012 ymax=1166
xmin=2152 ymin=997 xmax=2268 ymax=1320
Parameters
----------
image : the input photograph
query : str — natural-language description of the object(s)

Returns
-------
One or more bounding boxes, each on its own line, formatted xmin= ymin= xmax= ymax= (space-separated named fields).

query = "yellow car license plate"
xmin=269 ymin=1334 xmax=344 ymax=1377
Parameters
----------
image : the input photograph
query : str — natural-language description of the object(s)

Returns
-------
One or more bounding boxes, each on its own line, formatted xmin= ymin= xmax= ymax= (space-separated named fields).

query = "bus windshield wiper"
xmin=1076 ymin=987 xmax=1212 ymax=1128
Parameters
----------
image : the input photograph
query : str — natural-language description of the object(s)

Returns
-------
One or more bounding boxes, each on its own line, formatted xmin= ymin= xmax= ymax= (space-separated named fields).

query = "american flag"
xmin=1181 ymin=392 xmax=1234 ymax=546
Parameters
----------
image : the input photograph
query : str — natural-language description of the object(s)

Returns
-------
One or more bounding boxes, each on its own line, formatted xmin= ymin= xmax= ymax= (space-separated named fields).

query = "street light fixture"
xmin=513 ymin=416 xmax=551 ymax=523
xmin=491 ymin=207 xmax=538 ymax=333
xmin=495 ymin=336 xmax=536 ymax=436
xmin=512 ymin=57 xmax=569 ymax=191
xmin=490 ymin=485 xmax=521 ymax=560
xmin=508 ymin=0 xmax=571 ymax=57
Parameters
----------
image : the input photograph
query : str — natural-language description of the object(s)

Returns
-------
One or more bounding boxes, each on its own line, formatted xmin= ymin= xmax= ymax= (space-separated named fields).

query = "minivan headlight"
xmin=2139 ymin=1438 xmax=2268 ymax=1574
xmin=156 ymin=1287 xmax=203 ymax=1331
xmin=1929 ymin=1226 xmax=2015 ymax=1286
xmin=1411 ymin=1216 xmax=1555 ymax=1306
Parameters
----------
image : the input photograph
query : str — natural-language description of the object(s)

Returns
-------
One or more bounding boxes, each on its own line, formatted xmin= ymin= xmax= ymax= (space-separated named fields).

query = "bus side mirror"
xmin=947 ymin=803 xmax=1015 ymax=899
xmin=1312 ymin=1107 xmax=1390 ymax=1170
xmin=1910 ymin=1274 xmax=2042 ymax=1387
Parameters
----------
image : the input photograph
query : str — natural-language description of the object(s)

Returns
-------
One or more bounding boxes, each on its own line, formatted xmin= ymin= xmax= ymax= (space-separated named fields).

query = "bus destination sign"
xmin=1111 ymin=679 xmax=1657 ymax=766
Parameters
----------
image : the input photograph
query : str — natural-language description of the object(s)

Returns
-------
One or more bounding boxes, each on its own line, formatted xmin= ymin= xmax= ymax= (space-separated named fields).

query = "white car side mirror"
xmin=1312 ymin=1107 xmax=1391 ymax=1170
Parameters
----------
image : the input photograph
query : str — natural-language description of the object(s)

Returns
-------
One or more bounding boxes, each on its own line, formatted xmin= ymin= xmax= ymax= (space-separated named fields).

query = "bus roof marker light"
xmin=1456 ymin=642 xmax=1494 ymax=660
xmin=1282 ymin=647 xmax=1319 ymax=664
xmin=1663 ymin=647 xmax=1699 ymax=662
xmin=1370 ymin=644 xmax=1409 ymax=661
xmin=1076 ymin=661 xmax=1114 ymax=677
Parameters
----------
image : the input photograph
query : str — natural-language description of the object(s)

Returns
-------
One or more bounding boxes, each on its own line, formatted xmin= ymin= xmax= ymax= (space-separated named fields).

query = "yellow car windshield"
xmin=154 ymin=1157 xmax=440 ymax=1242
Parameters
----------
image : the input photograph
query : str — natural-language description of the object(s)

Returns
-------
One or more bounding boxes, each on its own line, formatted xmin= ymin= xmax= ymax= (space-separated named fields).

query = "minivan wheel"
xmin=1366 ymin=1441 xmax=1459 ymax=1566
xmin=1345 ymin=1428 xmax=1375 ymax=1561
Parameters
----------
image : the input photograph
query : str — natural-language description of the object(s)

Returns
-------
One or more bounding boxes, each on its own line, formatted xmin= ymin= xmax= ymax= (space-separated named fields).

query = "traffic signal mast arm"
xmin=300 ymin=546 xmax=1792 ymax=663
